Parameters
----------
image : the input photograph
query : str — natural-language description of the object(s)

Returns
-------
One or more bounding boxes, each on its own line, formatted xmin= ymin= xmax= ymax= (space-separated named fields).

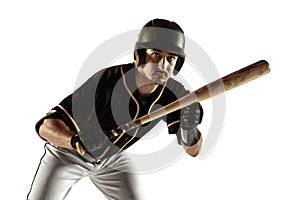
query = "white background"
xmin=1 ymin=0 xmax=299 ymax=199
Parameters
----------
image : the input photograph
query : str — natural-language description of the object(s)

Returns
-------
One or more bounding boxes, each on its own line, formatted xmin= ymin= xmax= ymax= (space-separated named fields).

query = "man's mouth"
xmin=153 ymin=70 xmax=168 ymax=77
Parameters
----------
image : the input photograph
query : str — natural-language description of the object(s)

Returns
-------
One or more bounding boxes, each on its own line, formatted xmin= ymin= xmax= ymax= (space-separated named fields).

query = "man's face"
xmin=141 ymin=49 xmax=179 ymax=84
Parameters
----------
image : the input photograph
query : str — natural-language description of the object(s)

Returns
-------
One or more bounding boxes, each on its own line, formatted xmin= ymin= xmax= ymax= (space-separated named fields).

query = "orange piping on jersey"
xmin=148 ymin=81 xmax=167 ymax=113
xmin=120 ymin=79 xmax=167 ymax=151
xmin=113 ymin=131 xmax=125 ymax=145
xmin=112 ymin=65 xmax=140 ymax=145
xmin=118 ymin=127 xmax=140 ymax=152
xmin=99 ymin=146 xmax=111 ymax=158
xmin=167 ymin=120 xmax=180 ymax=128
xmin=57 ymin=105 xmax=81 ymax=132
xmin=121 ymin=65 xmax=140 ymax=120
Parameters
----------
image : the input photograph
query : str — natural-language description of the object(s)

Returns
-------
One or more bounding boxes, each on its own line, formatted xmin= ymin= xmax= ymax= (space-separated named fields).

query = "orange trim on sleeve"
xmin=167 ymin=120 xmax=180 ymax=128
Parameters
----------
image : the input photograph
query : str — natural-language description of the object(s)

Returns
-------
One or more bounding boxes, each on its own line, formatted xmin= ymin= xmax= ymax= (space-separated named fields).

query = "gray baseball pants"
xmin=27 ymin=143 xmax=143 ymax=200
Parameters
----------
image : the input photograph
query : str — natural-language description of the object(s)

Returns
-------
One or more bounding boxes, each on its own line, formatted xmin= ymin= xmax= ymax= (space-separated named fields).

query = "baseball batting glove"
xmin=180 ymin=102 xmax=203 ymax=146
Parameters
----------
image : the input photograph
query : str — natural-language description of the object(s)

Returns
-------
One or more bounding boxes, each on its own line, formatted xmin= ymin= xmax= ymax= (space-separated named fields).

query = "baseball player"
xmin=27 ymin=18 xmax=204 ymax=200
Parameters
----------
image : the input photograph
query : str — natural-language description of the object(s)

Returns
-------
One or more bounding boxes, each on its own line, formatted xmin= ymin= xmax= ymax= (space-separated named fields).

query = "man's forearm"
xmin=39 ymin=118 xmax=75 ymax=149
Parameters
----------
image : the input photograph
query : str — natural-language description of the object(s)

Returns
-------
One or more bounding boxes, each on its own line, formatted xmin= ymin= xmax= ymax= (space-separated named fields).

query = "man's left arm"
xmin=181 ymin=128 xmax=203 ymax=157
xmin=180 ymin=102 xmax=204 ymax=157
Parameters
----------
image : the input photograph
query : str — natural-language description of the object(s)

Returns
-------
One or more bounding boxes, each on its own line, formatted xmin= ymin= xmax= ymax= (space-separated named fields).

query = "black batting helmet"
xmin=134 ymin=19 xmax=185 ymax=75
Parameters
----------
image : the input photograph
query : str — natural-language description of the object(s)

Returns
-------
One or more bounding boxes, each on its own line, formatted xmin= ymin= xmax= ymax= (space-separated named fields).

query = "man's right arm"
xmin=39 ymin=118 xmax=75 ymax=149
xmin=36 ymin=68 xmax=108 ymax=155
xmin=39 ymin=118 xmax=86 ymax=155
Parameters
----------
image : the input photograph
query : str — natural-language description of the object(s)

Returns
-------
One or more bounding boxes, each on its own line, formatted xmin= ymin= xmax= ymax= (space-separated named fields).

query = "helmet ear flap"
xmin=134 ymin=49 xmax=146 ymax=68
xmin=173 ymin=56 xmax=185 ymax=75
xmin=134 ymin=50 xmax=139 ymax=68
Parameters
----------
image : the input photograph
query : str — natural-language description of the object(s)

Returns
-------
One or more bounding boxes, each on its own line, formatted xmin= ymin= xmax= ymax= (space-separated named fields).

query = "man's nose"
xmin=158 ymin=56 xmax=168 ymax=69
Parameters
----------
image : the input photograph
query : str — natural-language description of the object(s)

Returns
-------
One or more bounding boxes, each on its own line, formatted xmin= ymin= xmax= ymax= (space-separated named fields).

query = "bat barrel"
xmin=196 ymin=60 xmax=270 ymax=101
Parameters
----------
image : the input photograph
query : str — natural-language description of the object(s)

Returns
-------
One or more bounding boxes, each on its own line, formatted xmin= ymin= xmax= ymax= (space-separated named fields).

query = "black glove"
xmin=181 ymin=103 xmax=203 ymax=146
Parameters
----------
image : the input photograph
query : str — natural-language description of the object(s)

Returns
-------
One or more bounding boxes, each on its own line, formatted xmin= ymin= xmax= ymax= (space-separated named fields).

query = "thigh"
xmin=90 ymin=153 xmax=144 ymax=200
xmin=27 ymin=144 xmax=86 ymax=200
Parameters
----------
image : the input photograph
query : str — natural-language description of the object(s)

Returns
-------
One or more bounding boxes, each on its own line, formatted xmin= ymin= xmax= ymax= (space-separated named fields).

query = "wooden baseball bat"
xmin=113 ymin=60 xmax=270 ymax=135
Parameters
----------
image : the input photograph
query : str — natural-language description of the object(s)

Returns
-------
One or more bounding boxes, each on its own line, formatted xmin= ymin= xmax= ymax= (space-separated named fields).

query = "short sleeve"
xmin=35 ymin=105 xmax=79 ymax=140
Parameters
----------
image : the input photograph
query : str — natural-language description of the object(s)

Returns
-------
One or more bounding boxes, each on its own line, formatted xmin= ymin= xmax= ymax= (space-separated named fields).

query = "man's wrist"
xmin=181 ymin=127 xmax=201 ymax=146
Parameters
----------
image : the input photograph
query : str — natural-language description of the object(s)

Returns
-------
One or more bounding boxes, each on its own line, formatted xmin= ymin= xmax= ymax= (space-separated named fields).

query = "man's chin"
xmin=152 ymin=77 xmax=169 ymax=85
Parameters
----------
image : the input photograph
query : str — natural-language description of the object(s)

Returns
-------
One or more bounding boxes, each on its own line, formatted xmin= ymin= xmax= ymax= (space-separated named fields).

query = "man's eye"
xmin=168 ymin=56 xmax=178 ymax=62
xmin=151 ymin=53 xmax=160 ymax=58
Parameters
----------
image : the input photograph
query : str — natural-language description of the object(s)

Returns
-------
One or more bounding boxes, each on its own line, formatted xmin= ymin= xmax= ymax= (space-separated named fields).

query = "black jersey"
xmin=36 ymin=63 xmax=203 ymax=158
